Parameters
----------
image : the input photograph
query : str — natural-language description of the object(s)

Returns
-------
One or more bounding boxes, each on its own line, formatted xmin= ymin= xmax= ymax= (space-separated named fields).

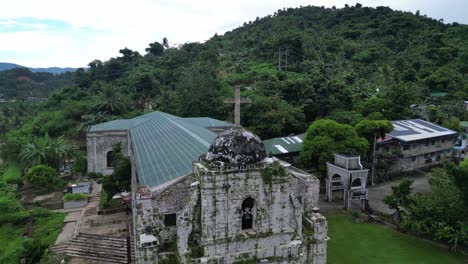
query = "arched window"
xmin=351 ymin=178 xmax=362 ymax=188
xmin=241 ymin=197 xmax=255 ymax=230
xmin=106 ymin=151 xmax=114 ymax=168
xmin=331 ymin=174 xmax=342 ymax=187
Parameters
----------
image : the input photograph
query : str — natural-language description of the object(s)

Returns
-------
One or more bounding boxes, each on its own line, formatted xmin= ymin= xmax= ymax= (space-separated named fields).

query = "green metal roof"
xmin=89 ymin=119 xmax=148 ymax=132
xmin=263 ymin=133 xmax=305 ymax=155
xmin=182 ymin=117 xmax=231 ymax=128
xmin=460 ymin=121 xmax=468 ymax=128
xmin=89 ymin=111 xmax=232 ymax=188
xmin=430 ymin=91 xmax=449 ymax=97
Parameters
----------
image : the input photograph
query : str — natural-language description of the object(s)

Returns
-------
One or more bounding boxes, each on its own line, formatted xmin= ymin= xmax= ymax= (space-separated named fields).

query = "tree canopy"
xmin=300 ymin=119 xmax=369 ymax=175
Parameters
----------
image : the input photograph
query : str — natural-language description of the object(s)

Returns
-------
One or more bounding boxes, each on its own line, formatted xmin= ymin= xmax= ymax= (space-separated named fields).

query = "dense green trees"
xmin=0 ymin=182 xmax=28 ymax=224
xmin=300 ymin=119 xmax=368 ymax=175
xmin=0 ymin=68 xmax=73 ymax=99
xmin=386 ymin=165 xmax=468 ymax=250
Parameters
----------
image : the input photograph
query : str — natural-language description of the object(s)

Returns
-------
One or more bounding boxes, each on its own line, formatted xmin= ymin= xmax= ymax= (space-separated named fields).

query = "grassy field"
xmin=0 ymin=162 xmax=22 ymax=184
xmin=32 ymin=211 xmax=65 ymax=246
xmin=327 ymin=215 xmax=467 ymax=264
xmin=0 ymin=224 xmax=25 ymax=263
xmin=0 ymin=211 xmax=64 ymax=263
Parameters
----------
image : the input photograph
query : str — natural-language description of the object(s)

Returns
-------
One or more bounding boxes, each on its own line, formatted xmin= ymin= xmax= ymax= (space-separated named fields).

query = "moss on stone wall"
xmin=261 ymin=161 xmax=287 ymax=185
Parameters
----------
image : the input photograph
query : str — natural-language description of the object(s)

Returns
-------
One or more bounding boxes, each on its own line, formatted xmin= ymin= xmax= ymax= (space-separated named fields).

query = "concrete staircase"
xmin=89 ymin=195 xmax=101 ymax=203
xmin=51 ymin=233 xmax=129 ymax=264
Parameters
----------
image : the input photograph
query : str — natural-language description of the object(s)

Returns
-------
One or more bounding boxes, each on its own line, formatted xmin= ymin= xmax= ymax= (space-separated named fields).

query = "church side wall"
xmin=136 ymin=177 xmax=192 ymax=249
xmin=153 ymin=178 xmax=192 ymax=244
xmin=86 ymin=130 xmax=129 ymax=175
xmin=289 ymin=171 xmax=320 ymax=217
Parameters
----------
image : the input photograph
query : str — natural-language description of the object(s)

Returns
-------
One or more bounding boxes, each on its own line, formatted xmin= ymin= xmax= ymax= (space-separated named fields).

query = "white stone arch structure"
xmin=326 ymin=154 xmax=369 ymax=210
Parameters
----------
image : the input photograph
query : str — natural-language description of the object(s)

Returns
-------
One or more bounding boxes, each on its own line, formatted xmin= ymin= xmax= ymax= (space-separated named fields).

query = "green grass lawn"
xmin=32 ymin=211 xmax=65 ymax=246
xmin=0 ymin=162 xmax=22 ymax=184
xmin=0 ymin=224 xmax=25 ymax=263
xmin=327 ymin=215 xmax=467 ymax=264
xmin=0 ymin=211 xmax=64 ymax=263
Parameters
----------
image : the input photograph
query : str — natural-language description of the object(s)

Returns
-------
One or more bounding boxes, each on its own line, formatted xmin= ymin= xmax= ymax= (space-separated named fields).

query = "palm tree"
xmin=97 ymin=84 xmax=126 ymax=115
xmin=20 ymin=136 xmax=49 ymax=167
xmin=20 ymin=134 xmax=76 ymax=169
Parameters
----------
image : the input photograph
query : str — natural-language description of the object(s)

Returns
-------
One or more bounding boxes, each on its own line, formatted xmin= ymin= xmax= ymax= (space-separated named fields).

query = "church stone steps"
xmin=66 ymin=240 xmax=127 ymax=252
xmin=51 ymin=245 xmax=128 ymax=263
xmin=56 ymin=251 xmax=127 ymax=264
xmin=50 ymin=233 xmax=129 ymax=264
xmin=62 ymin=246 xmax=127 ymax=258
xmin=78 ymin=232 xmax=127 ymax=242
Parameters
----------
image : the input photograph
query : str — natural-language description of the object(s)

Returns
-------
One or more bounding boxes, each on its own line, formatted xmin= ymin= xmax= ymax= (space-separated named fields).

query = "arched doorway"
xmin=241 ymin=197 xmax=255 ymax=230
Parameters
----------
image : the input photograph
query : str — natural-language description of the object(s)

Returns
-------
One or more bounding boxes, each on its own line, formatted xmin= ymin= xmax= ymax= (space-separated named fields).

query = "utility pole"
xmin=371 ymin=134 xmax=377 ymax=186
xmin=278 ymin=47 xmax=282 ymax=71
xmin=285 ymin=46 xmax=288 ymax=70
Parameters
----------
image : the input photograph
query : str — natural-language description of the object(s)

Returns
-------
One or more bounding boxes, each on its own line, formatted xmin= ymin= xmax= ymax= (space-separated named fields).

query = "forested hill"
xmin=0 ymin=68 xmax=73 ymax=99
xmin=2 ymin=4 xmax=468 ymax=141
xmin=0 ymin=62 xmax=76 ymax=74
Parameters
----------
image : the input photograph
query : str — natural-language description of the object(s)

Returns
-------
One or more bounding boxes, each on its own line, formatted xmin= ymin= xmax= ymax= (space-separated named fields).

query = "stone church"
xmin=87 ymin=111 xmax=327 ymax=264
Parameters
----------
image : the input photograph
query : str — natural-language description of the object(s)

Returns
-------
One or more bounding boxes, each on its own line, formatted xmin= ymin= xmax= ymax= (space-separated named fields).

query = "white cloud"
xmin=0 ymin=0 xmax=466 ymax=67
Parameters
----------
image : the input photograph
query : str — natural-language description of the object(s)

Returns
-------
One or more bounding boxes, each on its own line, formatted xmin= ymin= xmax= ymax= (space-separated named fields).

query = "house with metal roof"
xmin=376 ymin=119 xmax=457 ymax=175
xmin=263 ymin=133 xmax=305 ymax=163
xmin=87 ymin=111 xmax=232 ymax=187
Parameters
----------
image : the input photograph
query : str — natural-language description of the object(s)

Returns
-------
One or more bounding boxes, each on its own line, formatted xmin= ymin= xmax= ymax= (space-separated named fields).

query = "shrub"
xmin=63 ymin=193 xmax=88 ymax=201
xmin=25 ymin=165 xmax=61 ymax=191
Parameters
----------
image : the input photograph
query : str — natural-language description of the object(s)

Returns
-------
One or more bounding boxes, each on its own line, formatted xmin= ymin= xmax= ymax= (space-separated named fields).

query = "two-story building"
xmin=376 ymin=119 xmax=457 ymax=174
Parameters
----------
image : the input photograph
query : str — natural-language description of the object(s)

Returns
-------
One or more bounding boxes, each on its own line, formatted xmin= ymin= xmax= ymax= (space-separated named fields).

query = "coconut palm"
xmin=20 ymin=134 xmax=76 ymax=169
xmin=96 ymin=84 xmax=127 ymax=115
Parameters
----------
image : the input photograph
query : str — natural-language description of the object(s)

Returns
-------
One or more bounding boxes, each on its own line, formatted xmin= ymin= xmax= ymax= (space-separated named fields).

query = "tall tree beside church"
xmin=300 ymin=119 xmax=368 ymax=176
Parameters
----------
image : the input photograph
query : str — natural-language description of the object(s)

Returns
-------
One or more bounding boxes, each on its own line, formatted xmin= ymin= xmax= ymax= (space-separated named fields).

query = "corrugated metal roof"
xmin=460 ymin=121 xmax=468 ymax=128
xmin=89 ymin=119 xmax=149 ymax=132
xmin=388 ymin=119 xmax=457 ymax=142
xmin=263 ymin=133 xmax=305 ymax=155
xmin=182 ymin=117 xmax=231 ymax=128
xmin=89 ymin=111 xmax=231 ymax=188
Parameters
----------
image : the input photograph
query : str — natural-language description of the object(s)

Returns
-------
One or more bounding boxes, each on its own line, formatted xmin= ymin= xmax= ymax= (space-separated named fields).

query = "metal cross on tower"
xmin=223 ymin=86 xmax=251 ymax=126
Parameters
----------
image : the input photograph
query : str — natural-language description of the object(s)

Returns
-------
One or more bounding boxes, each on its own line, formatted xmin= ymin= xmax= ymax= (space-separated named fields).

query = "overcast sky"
xmin=0 ymin=0 xmax=466 ymax=68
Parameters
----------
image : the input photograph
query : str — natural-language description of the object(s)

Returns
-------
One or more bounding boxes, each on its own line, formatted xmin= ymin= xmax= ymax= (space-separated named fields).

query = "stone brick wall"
xmin=191 ymin=162 xmax=325 ymax=263
xmin=133 ymin=162 xmax=326 ymax=264
xmin=86 ymin=130 xmax=129 ymax=175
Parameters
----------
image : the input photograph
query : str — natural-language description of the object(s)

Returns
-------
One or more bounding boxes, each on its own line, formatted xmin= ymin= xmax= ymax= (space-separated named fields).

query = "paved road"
xmin=368 ymin=175 xmax=429 ymax=215
xmin=319 ymin=175 xmax=430 ymax=215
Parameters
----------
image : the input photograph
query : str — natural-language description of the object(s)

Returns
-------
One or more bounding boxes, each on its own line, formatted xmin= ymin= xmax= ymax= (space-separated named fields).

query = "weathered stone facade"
xmin=134 ymin=159 xmax=327 ymax=264
xmin=86 ymin=130 xmax=129 ymax=175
